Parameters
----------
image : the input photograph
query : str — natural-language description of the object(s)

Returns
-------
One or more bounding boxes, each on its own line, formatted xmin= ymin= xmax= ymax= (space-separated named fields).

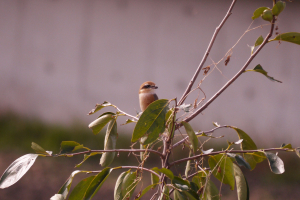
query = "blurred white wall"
xmin=0 ymin=0 xmax=300 ymax=145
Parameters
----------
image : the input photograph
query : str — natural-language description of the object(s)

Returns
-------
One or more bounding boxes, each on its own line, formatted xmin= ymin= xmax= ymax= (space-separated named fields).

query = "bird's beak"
xmin=152 ymin=86 xmax=158 ymax=89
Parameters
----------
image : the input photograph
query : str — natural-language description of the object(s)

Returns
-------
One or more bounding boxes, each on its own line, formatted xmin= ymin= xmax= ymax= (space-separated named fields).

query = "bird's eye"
xmin=143 ymin=84 xmax=151 ymax=89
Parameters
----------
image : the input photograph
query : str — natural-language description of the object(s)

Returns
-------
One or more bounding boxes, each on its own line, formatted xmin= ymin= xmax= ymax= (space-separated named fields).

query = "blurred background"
xmin=0 ymin=0 xmax=300 ymax=199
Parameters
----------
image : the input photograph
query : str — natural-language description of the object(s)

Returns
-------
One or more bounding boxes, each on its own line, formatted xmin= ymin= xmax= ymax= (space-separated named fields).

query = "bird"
xmin=139 ymin=81 xmax=158 ymax=112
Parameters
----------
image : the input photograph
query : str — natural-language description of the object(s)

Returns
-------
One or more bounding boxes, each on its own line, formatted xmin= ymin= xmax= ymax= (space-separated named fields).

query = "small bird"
xmin=139 ymin=81 xmax=158 ymax=112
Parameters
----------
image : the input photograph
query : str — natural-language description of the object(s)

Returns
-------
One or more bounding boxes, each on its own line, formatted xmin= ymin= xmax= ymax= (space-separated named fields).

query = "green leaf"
xmin=0 ymin=154 xmax=39 ymax=189
xmin=135 ymin=183 xmax=160 ymax=200
xmin=281 ymin=143 xmax=292 ymax=149
xmin=166 ymin=108 xmax=176 ymax=137
xmin=182 ymin=121 xmax=199 ymax=153
xmin=192 ymin=174 xmax=219 ymax=200
xmin=252 ymin=152 xmax=266 ymax=163
xmin=295 ymin=148 xmax=300 ymax=158
xmin=88 ymin=112 xmax=115 ymax=135
xmin=69 ymin=176 xmax=95 ymax=200
xmin=56 ymin=170 xmax=83 ymax=199
xmin=172 ymin=176 xmax=190 ymax=191
xmin=87 ymin=101 xmax=113 ymax=115
xmin=152 ymin=167 xmax=174 ymax=180
xmin=185 ymin=150 xmax=192 ymax=178
xmin=60 ymin=141 xmax=84 ymax=154
xmin=31 ymin=142 xmax=50 ymax=155
xmin=75 ymin=153 xmax=101 ymax=168
xmin=159 ymin=186 xmax=170 ymax=200
xmin=272 ymin=1 xmax=286 ymax=16
xmin=233 ymin=164 xmax=249 ymax=200
xmin=252 ymin=7 xmax=269 ymax=20
xmin=174 ymin=190 xmax=188 ymax=200
xmin=132 ymin=99 xmax=169 ymax=144
xmin=245 ymin=64 xmax=282 ymax=83
xmin=255 ymin=35 xmax=264 ymax=47
xmin=151 ymin=173 xmax=160 ymax=189
xmin=100 ymin=119 xmax=118 ymax=167
xmin=121 ymin=171 xmax=138 ymax=199
xmin=269 ymin=32 xmax=300 ymax=45
xmin=208 ymin=154 xmax=235 ymax=190
xmin=122 ymin=119 xmax=136 ymax=125
xmin=114 ymin=171 xmax=128 ymax=200
xmin=83 ymin=168 xmax=112 ymax=200
xmin=264 ymin=152 xmax=285 ymax=174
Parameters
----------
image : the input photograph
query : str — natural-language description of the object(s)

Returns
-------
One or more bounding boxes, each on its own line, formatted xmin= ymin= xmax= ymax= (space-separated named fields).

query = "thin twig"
xmin=182 ymin=17 xmax=276 ymax=125
xmin=178 ymin=0 xmax=237 ymax=105
xmin=169 ymin=147 xmax=290 ymax=167
xmin=172 ymin=125 xmax=230 ymax=148
xmin=119 ymin=166 xmax=161 ymax=178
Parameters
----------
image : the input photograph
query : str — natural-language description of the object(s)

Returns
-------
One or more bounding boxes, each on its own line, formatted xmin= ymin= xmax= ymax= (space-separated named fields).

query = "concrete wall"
xmin=1 ymin=0 xmax=300 ymax=145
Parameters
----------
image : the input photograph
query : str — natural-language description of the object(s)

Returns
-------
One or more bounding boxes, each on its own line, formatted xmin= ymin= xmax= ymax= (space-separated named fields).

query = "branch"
xmin=182 ymin=17 xmax=276 ymax=124
xmin=169 ymin=147 xmax=290 ymax=167
xmin=172 ymin=125 xmax=230 ymax=148
xmin=114 ymin=105 xmax=139 ymax=121
xmin=57 ymin=149 xmax=163 ymax=158
xmin=178 ymin=0 xmax=237 ymax=105
xmin=118 ymin=166 xmax=161 ymax=178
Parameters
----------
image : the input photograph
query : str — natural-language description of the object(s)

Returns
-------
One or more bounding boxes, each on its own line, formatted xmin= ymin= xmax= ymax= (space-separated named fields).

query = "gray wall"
xmin=1 ymin=0 xmax=300 ymax=145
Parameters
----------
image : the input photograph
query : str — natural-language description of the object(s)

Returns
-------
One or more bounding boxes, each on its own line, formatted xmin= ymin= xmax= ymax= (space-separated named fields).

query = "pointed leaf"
xmin=152 ymin=167 xmax=174 ymax=180
xmin=182 ymin=121 xmax=198 ymax=153
xmin=88 ymin=112 xmax=115 ymax=135
xmin=264 ymin=152 xmax=285 ymax=174
xmin=245 ymin=64 xmax=282 ymax=83
xmin=233 ymin=164 xmax=249 ymax=200
xmin=0 ymin=154 xmax=39 ymax=189
xmin=100 ymin=119 xmax=118 ymax=167
xmin=69 ymin=176 xmax=95 ymax=200
xmin=60 ymin=141 xmax=84 ymax=154
xmin=269 ymin=32 xmax=300 ymax=45
xmin=203 ymin=149 xmax=214 ymax=154
xmin=57 ymin=170 xmax=83 ymax=199
xmin=114 ymin=171 xmax=128 ymax=200
xmin=272 ymin=1 xmax=286 ymax=16
xmin=208 ymin=154 xmax=235 ymax=190
xmin=75 ymin=153 xmax=101 ymax=168
xmin=252 ymin=7 xmax=269 ymax=20
xmin=31 ymin=142 xmax=49 ymax=155
xmin=87 ymin=102 xmax=113 ymax=115
xmin=83 ymin=168 xmax=112 ymax=200
xmin=281 ymin=143 xmax=292 ymax=149
xmin=132 ymin=99 xmax=169 ymax=144
xmin=295 ymin=148 xmax=300 ymax=158
xmin=255 ymin=35 xmax=264 ymax=47
xmin=122 ymin=119 xmax=136 ymax=125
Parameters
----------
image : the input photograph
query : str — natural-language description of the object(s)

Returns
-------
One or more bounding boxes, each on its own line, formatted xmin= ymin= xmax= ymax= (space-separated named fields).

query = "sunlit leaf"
xmin=295 ymin=148 xmax=300 ymax=158
xmin=208 ymin=154 xmax=235 ymax=190
xmin=57 ymin=170 xmax=83 ymax=199
xmin=132 ymin=99 xmax=169 ymax=144
xmin=60 ymin=141 xmax=84 ymax=154
xmin=252 ymin=152 xmax=266 ymax=163
xmin=203 ymin=149 xmax=214 ymax=154
xmin=233 ymin=164 xmax=249 ymax=200
xmin=264 ymin=152 xmax=285 ymax=174
xmin=75 ymin=153 xmax=101 ymax=168
xmin=0 ymin=154 xmax=39 ymax=189
xmin=50 ymin=194 xmax=64 ymax=200
xmin=212 ymin=122 xmax=220 ymax=127
xmin=269 ymin=32 xmax=300 ymax=45
xmin=172 ymin=176 xmax=190 ymax=191
xmin=83 ymin=168 xmax=112 ymax=200
xmin=245 ymin=64 xmax=282 ymax=83
xmin=122 ymin=119 xmax=136 ymax=125
xmin=100 ymin=119 xmax=118 ymax=167
xmin=182 ymin=121 xmax=199 ymax=153
xmin=234 ymin=139 xmax=243 ymax=145
xmin=152 ymin=167 xmax=174 ymax=180
xmin=251 ymin=35 xmax=264 ymax=54
xmin=88 ymin=112 xmax=115 ymax=135
xmin=31 ymin=142 xmax=50 ymax=155
xmin=177 ymin=104 xmax=192 ymax=113
xmin=69 ymin=176 xmax=95 ymax=200
xmin=87 ymin=102 xmax=113 ymax=115
xmin=252 ymin=7 xmax=269 ymax=20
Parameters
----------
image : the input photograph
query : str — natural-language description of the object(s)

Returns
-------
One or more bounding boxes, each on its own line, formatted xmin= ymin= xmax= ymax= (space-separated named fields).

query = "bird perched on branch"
xmin=139 ymin=81 xmax=158 ymax=112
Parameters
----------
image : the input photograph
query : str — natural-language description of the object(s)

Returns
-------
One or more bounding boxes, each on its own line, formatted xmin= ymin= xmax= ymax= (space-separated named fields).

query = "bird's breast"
xmin=139 ymin=93 xmax=158 ymax=112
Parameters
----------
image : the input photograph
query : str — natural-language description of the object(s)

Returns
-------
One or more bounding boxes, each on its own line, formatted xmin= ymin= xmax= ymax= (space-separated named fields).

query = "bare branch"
xmin=119 ymin=166 xmax=161 ymax=178
xmin=178 ymin=0 xmax=237 ymax=105
xmin=182 ymin=17 xmax=276 ymax=124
